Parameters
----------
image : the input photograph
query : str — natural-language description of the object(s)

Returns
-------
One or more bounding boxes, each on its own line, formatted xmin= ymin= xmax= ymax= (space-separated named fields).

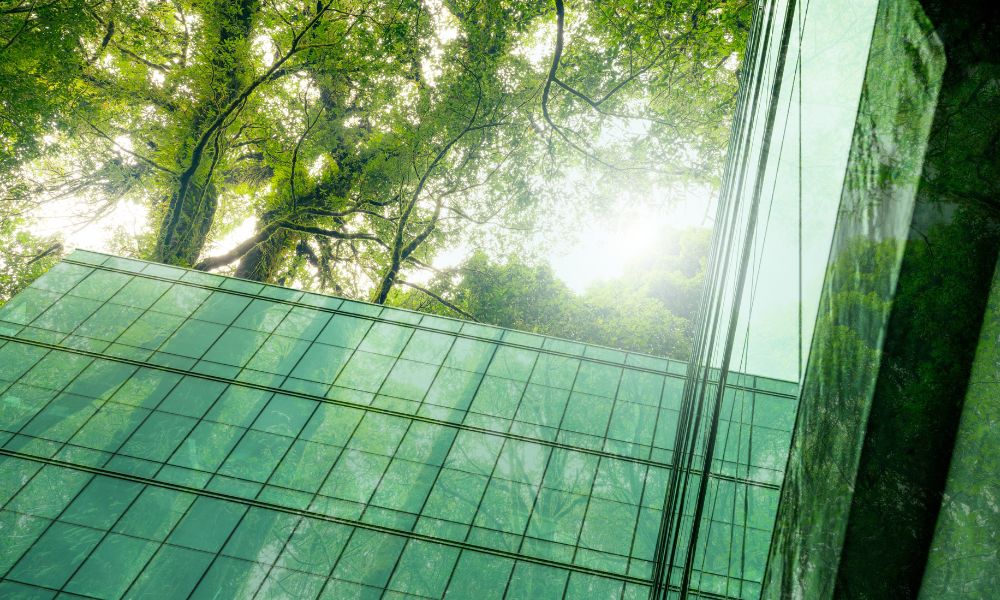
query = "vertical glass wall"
xmin=919 ymin=256 xmax=1000 ymax=598
xmin=0 ymin=250 xmax=796 ymax=599
xmin=649 ymin=0 xmax=885 ymax=596
xmin=762 ymin=0 xmax=945 ymax=595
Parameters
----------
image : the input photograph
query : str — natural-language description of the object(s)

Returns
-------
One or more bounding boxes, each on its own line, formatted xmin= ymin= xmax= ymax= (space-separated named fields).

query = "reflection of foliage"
xmin=838 ymin=206 xmax=1000 ymax=597
xmin=920 ymin=250 xmax=1000 ymax=596
xmin=765 ymin=232 xmax=901 ymax=599
xmin=769 ymin=208 xmax=1000 ymax=598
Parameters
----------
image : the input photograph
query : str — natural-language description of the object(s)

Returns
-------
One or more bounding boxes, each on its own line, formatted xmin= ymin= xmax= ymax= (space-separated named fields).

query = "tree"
xmin=390 ymin=230 xmax=710 ymax=358
xmin=0 ymin=0 xmax=748 ymax=315
xmin=194 ymin=0 xmax=548 ymax=302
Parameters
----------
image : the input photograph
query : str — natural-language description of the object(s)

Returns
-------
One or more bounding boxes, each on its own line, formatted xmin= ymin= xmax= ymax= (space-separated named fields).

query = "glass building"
xmin=2 ymin=0 xmax=997 ymax=598
xmin=650 ymin=0 xmax=1000 ymax=597
xmin=0 ymin=250 xmax=797 ymax=599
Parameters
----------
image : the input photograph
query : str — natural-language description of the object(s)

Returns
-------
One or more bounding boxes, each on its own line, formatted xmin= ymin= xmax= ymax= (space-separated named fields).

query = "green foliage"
xmin=0 ymin=0 xmax=744 ymax=318
xmin=0 ymin=191 xmax=60 ymax=303
xmin=0 ymin=0 xmax=101 ymax=170
xmin=390 ymin=229 xmax=710 ymax=359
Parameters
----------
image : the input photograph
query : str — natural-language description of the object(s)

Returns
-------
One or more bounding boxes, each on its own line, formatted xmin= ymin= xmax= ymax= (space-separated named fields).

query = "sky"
xmin=548 ymin=188 xmax=714 ymax=292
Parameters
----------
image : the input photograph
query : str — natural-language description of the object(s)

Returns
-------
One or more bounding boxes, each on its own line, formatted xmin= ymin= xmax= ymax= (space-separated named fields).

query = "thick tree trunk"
xmin=372 ymin=261 xmax=399 ymax=304
xmin=155 ymin=180 xmax=221 ymax=266
xmin=235 ymin=224 xmax=294 ymax=282
xmin=152 ymin=0 xmax=259 ymax=266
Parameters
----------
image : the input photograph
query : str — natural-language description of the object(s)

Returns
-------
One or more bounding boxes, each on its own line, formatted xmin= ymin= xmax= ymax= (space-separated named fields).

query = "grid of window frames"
xmin=0 ymin=250 xmax=798 ymax=599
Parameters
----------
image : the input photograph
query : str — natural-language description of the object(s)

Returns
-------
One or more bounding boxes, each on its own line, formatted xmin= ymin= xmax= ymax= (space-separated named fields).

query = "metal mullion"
xmin=302 ymin=317 xmax=384 ymax=515
xmin=357 ymin=324 xmax=419 ymax=419
xmin=739 ymin=392 xmax=760 ymax=596
xmin=587 ymin=366 xmax=646 ymax=590
xmin=461 ymin=343 xmax=538 ymax=434
xmin=459 ymin=436 xmax=512 ymax=544
xmin=303 ymin=317 xmax=375 ymax=405
xmin=0 ymin=333 xmax=786 ymax=495
xmin=647 ymin=377 xmax=680 ymax=465
xmin=497 ymin=553 xmax=520 ymax=600
xmin=348 ymin=421 xmax=416 ymax=528
xmin=307 ymin=411 xmax=373 ymax=600
xmin=730 ymin=392 xmax=752 ymax=596
xmin=642 ymin=374 xmax=671 ymax=462
xmin=373 ymin=338 xmax=497 ymax=599
xmin=61 ymin=258 xmax=803 ymax=393
xmin=298 ymin=321 xmax=388 ymax=600
xmin=237 ymin=508 xmax=311 ymax=600
xmin=435 ymin=547 xmax=471 ymax=600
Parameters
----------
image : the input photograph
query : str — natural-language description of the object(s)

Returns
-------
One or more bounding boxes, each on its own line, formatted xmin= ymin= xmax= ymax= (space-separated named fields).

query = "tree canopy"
xmin=0 ymin=0 xmax=748 ymax=355
xmin=391 ymin=228 xmax=710 ymax=358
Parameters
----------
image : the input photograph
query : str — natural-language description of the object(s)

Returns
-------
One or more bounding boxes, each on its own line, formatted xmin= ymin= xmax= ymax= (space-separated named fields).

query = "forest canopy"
xmin=0 ymin=0 xmax=749 ymax=358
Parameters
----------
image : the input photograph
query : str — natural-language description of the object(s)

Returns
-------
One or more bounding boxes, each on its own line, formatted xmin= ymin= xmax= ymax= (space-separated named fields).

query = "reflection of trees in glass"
xmin=764 ymin=233 xmax=898 ymax=599
xmin=768 ymin=207 xmax=1000 ymax=598
xmin=763 ymin=0 xmax=948 ymax=593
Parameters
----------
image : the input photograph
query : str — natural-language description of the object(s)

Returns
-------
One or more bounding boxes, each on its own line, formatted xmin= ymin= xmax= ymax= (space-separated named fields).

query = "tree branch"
xmin=160 ymin=0 xmax=334 ymax=253
xmin=397 ymin=279 xmax=478 ymax=321
xmin=194 ymin=218 xmax=387 ymax=271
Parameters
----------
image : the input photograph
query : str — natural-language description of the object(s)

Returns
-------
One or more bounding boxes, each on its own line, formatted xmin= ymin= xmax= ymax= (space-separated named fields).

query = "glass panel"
xmin=0 ymin=254 xmax=807 ymax=599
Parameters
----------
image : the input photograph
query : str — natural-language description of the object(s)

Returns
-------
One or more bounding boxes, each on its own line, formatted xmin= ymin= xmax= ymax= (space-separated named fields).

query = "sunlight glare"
xmin=549 ymin=185 xmax=715 ymax=292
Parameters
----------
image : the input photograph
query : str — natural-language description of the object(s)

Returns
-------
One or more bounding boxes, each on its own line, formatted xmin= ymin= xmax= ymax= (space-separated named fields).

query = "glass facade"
xmin=0 ymin=250 xmax=796 ymax=599
xmin=764 ymin=0 xmax=946 ymax=596
xmin=644 ymin=0 xmax=890 ymax=595
xmin=641 ymin=0 xmax=999 ymax=596
xmin=690 ymin=0 xmax=998 ymax=596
